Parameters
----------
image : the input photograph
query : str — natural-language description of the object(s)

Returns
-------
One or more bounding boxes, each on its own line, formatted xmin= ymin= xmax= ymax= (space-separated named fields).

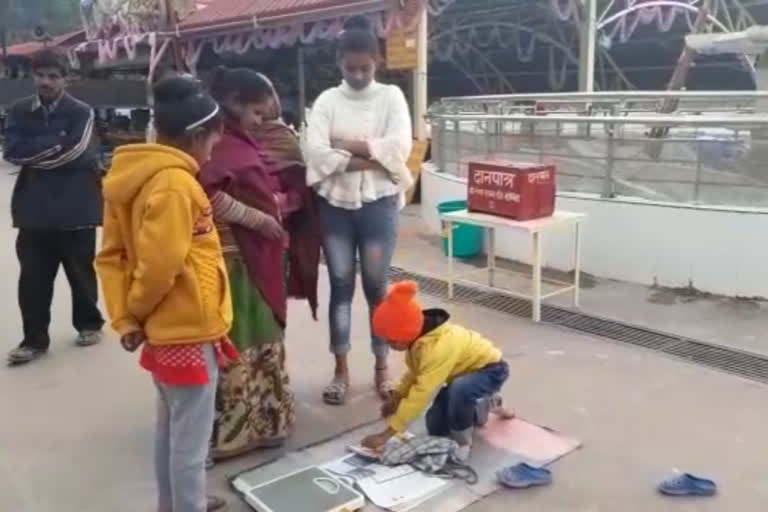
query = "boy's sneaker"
xmin=7 ymin=346 xmax=46 ymax=366
xmin=454 ymin=444 xmax=471 ymax=463
xmin=76 ymin=330 xmax=103 ymax=347
xmin=449 ymin=428 xmax=473 ymax=463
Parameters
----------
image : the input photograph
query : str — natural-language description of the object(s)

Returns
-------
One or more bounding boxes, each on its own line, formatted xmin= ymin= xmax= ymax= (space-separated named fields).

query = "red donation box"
xmin=467 ymin=161 xmax=556 ymax=220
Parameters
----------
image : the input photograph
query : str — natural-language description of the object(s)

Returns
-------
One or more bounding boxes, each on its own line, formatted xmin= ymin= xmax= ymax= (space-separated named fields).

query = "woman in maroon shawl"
xmin=200 ymin=67 xmax=318 ymax=461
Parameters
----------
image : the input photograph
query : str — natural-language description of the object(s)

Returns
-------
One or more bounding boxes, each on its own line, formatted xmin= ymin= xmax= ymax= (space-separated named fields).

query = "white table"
xmin=440 ymin=209 xmax=586 ymax=322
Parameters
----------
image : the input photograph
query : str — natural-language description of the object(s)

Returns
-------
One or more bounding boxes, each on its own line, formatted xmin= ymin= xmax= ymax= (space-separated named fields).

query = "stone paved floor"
xmin=0 ymin=164 xmax=766 ymax=511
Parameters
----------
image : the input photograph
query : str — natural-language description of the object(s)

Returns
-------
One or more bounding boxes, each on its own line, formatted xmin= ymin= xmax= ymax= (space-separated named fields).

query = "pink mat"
xmin=478 ymin=416 xmax=582 ymax=465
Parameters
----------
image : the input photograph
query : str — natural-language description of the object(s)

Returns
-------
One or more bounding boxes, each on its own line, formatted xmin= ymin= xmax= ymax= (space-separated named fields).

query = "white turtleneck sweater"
xmin=304 ymin=80 xmax=413 ymax=210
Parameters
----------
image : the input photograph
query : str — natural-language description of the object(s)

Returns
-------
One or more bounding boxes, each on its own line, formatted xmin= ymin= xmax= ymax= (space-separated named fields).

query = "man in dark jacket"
xmin=3 ymin=49 xmax=104 ymax=365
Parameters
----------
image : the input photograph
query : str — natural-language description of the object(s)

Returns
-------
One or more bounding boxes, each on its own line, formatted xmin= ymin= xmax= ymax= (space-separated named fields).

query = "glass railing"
xmin=428 ymin=93 xmax=768 ymax=208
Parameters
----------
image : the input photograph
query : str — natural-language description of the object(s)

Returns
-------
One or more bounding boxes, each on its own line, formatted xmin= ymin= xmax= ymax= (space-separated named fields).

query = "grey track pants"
xmin=154 ymin=344 xmax=218 ymax=512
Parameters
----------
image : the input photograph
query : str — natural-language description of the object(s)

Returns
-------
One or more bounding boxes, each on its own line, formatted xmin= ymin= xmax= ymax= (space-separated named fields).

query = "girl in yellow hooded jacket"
xmin=95 ymin=76 xmax=232 ymax=512
xmin=361 ymin=281 xmax=513 ymax=461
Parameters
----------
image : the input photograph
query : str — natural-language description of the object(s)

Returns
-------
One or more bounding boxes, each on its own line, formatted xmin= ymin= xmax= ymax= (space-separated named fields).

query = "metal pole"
xmin=578 ymin=0 xmax=597 ymax=136
xmin=603 ymin=123 xmax=615 ymax=198
xmin=436 ymin=119 xmax=447 ymax=172
xmin=146 ymin=37 xmax=171 ymax=143
xmin=650 ymin=0 xmax=713 ymax=139
xmin=297 ymin=45 xmax=307 ymax=127
xmin=694 ymin=139 xmax=702 ymax=202
xmin=578 ymin=0 xmax=597 ymax=93
xmin=413 ymin=6 xmax=429 ymax=141
xmin=0 ymin=0 xmax=7 ymax=77
xmin=453 ymin=119 xmax=460 ymax=175
xmin=1 ymin=27 xmax=7 ymax=78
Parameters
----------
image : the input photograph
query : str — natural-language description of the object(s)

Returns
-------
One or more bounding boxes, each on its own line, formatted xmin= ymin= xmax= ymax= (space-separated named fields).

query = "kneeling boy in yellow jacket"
xmin=362 ymin=281 xmax=512 ymax=460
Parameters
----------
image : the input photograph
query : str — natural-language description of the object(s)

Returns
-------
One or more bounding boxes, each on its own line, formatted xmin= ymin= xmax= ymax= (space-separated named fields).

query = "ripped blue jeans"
xmin=318 ymin=195 xmax=399 ymax=359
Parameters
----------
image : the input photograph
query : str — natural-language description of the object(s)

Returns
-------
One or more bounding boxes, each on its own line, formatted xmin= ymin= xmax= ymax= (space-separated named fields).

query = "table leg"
xmin=573 ymin=222 xmax=582 ymax=308
xmin=532 ymin=231 xmax=542 ymax=322
xmin=447 ymin=220 xmax=455 ymax=299
xmin=487 ymin=227 xmax=496 ymax=287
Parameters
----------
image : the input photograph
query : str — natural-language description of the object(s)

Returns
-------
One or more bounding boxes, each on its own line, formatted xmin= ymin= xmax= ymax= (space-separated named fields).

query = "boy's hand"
xmin=381 ymin=391 xmax=402 ymax=418
xmin=361 ymin=428 xmax=395 ymax=453
xmin=120 ymin=331 xmax=145 ymax=353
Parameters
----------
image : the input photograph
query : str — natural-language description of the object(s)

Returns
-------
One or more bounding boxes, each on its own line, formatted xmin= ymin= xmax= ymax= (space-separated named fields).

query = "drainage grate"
xmin=389 ymin=267 xmax=768 ymax=385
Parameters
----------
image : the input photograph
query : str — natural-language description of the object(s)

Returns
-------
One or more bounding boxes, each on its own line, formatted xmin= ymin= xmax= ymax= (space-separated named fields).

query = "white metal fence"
xmin=428 ymin=92 xmax=768 ymax=207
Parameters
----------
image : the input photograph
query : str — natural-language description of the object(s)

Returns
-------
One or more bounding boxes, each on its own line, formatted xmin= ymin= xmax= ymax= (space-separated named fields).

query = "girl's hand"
xmin=121 ymin=331 xmax=145 ymax=353
xmin=332 ymin=139 xmax=370 ymax=158
xmin=258 ymin=215 xmax=285 ymax=241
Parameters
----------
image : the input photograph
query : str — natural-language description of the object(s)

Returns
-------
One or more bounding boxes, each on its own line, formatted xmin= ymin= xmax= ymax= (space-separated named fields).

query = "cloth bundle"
xmin=380 ymin=435 xmax=478 ymax=484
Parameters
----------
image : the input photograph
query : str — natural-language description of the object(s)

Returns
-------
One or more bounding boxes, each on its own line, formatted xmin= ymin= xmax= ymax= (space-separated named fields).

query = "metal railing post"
xmin=694 ymin=138 xmax=703 ymax=202
xmin=453 ymin=119 xmax=461 ymax=175
xmin=494 ymin=119 xmax=502 ymax=156
xmin=436 ymin=119 xmax=447 ymax=173
xmin=603 ymin=122 xmax=616 ymax=198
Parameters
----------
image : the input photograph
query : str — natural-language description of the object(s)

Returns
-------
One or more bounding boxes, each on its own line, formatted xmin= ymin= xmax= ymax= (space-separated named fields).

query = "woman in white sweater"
xmin=305 ymin=16 xmax=414 ymax=405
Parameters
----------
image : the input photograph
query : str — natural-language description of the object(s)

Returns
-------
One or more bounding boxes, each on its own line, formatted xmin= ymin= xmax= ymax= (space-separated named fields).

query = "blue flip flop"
xmin=658 ymin=473 xmax=717 ymax=497
xmin=497 ymin=463 xmax=553 ymax=489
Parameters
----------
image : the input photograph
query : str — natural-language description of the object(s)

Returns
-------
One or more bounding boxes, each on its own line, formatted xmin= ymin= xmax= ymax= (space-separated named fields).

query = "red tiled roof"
xmin=5 ymin=30 xmax=85 ymax=57
xmin=179 ymin=0 xmax=391 ymax=33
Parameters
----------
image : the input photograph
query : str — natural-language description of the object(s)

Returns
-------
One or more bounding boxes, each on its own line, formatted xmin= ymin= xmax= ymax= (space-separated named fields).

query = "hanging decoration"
xmin=548 ymin=45 xmax=569 ymax=90
xmin=551 ymin=0 xmax=755 ymax=45
xmin=72 ymin=31 xmax=154 ymax=65
xmin=182 ymin=6 xmax=418 ymax=71
xmin=550 ymin=0 xmax=581 ymax=25
xmin=431 ymin=21 xmax=579 ymax=92
xmin=426 ymin=0 xmax=459 ymax=17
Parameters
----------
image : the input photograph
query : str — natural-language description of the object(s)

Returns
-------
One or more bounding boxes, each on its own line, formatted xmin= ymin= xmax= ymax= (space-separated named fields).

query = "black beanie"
xmin=153 ymin=76 xmax=220 ymax=137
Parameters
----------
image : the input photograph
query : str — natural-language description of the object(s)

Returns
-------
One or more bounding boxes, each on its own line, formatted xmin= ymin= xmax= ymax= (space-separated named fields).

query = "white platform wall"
xmin=421 ymin=165 xmax=768 ymax=298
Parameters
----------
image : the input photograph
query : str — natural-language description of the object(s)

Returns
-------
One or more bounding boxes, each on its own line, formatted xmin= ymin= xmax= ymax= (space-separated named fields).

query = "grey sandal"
xmin=323 ymin=378 xmax=349 ymax=405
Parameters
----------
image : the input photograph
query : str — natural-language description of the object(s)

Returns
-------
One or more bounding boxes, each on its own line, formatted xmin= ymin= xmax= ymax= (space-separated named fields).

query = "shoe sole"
xmin=659 ymin=488 xmax=716 ymax=497
xmin=500 ymin=480 xmax=552 ymax=489
xmin=7 ymin=352 xmax=46 ymax=366
xmin=76 ymin=340 xmax=101 ymax=347
xmin=76 ymin=336 xmax=103 ymax=347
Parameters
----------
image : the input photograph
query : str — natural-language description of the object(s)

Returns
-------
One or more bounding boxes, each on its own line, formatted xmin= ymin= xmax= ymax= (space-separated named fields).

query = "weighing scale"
xmin=241 ymin=466 xmax=365 ymax=512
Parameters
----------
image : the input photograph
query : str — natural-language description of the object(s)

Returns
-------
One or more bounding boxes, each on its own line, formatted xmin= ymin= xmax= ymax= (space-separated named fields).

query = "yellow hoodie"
xmin=389 ymin=320 xmax=502 ymax=433
xmin=96 ymin=144 xmax=233 ymax=345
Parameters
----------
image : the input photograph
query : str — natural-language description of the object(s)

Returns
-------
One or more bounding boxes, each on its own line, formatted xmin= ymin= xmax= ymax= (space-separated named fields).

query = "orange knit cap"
xmin=372 ymin=281 xmax=425 ymax=345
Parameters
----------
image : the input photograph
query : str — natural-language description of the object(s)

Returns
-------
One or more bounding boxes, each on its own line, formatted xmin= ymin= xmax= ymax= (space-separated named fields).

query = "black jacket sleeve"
xmin=32 ymin=102 xmax=95 ymax=170
xmin=3 ymin=103 xmax=63 ymax=166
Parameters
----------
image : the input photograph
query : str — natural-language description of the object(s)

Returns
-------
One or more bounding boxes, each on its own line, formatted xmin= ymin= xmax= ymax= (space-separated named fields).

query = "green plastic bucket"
xmin=438 ymin=200 xmax=483 ymax=259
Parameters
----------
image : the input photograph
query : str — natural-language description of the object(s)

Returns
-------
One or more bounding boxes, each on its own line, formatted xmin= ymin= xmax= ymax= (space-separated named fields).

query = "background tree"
xmin=5 ymin=0 xmax=81 ymax=42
